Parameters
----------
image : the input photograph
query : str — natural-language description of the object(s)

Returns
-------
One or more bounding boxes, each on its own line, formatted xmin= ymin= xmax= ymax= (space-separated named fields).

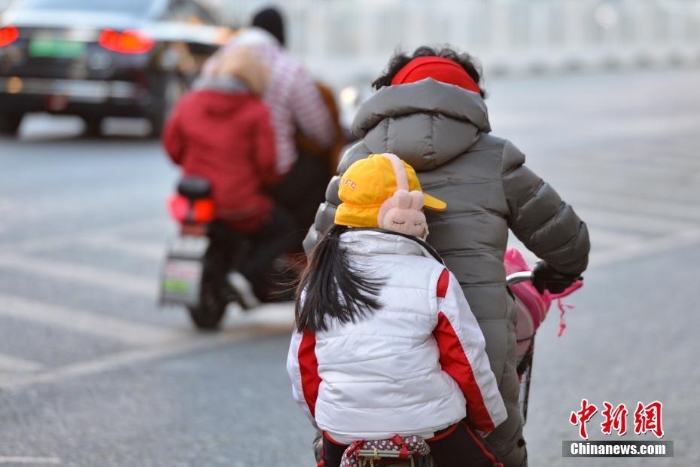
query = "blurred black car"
xmin=0 ymin=0 xmax=227 ymax=136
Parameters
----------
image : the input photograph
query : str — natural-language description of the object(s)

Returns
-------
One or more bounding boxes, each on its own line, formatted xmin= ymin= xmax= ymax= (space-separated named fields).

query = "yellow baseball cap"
xmin=335 ymin=153 xmax=447 ymax=228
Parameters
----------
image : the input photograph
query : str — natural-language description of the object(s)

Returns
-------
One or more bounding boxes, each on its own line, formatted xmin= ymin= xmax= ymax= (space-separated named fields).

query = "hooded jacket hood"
xmin=351 ymin=78 xmax=491 ymax=171
xmin=189 ymin=77 xmax=253 ymax=117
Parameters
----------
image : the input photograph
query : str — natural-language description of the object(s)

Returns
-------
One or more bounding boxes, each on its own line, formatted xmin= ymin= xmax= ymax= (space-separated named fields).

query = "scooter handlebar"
xmin=505 ymin=271 xmax=533 ymax=286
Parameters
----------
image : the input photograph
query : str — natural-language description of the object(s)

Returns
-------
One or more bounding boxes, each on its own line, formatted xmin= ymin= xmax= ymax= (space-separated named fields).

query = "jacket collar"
xmin=340 ymin=229 xmax=444 ymax=264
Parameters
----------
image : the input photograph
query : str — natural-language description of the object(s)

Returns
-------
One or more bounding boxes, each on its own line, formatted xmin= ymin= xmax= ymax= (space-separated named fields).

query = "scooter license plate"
xmin=160 ymin=257 xmax=203 ymax=307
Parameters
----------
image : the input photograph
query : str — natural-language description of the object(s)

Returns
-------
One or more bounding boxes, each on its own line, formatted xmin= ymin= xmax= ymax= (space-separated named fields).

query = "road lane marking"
xmin=584 ymin=141 xmax=700 ymax=169
xmin=0 ymin=353 xmax=44 ymax=373
xmin=550 ymin=157 xmax=692 ymax=179
xmin=575 ymin=207 xmax=700 ymax=235
xmin=0 ymin=218 xmax=171 ymax=255
xmin=0 ymin=324 xmax=293 ymax=392
xmin=82 ymin=235 xmax=164 ymax=260
xmin=0 ymin=255 xmax=156 ymax=298
xmin=0 ymin=294 xmax=180 ymax=346
xmin=227 ymin=302 xmax=296 ymax=327
xmin=508 ymin=227 xmax=700 ymax=271
xmin=0 ymin=458 xmax=61 ymax=465
xmin=592 ymin=228 xmax=700 ymax=268
xmin=586 ymin=228 xmax=644 ymax=249
xmin=566 ymin=189 xmax=700 ymax=224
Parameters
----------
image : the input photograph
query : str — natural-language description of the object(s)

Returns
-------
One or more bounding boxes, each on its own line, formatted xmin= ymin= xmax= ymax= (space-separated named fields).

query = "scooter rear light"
xmin=0 ymin=26 xmax=19 ymax=47
xmin=192 ymin=199 xmax=215 ymax=223
xmin=168 ymin=195 xmax=189 ymax=222
xmin=98 ymin=29 xmax=154 ymax=54
xmin=168 ymin=195 xmax=215 ymax=224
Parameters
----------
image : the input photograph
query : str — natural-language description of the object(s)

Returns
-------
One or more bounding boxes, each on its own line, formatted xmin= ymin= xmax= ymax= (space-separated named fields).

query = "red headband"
xmin=391 ymin=56 xmax=480 ymax=94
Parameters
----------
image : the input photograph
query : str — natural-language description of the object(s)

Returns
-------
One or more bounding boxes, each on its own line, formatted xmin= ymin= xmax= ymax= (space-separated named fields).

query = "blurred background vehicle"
xmin=160 ymin=176 xmax=304 ymax=331
xmin=0 ymin=0 xmax=229 ymax=137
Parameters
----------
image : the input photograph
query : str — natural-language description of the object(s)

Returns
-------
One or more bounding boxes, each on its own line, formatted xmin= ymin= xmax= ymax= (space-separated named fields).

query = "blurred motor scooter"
xmin=158 ymin=176 xmax=300 ymax=330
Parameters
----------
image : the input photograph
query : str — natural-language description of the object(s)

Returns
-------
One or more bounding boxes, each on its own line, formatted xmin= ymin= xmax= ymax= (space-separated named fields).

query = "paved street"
xmin=1 ymin=68 xmax=699 ymax=466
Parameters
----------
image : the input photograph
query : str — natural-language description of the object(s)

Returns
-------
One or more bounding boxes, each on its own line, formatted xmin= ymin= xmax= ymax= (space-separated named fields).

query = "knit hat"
xmin=391 ymin=56 xmax=481 ymax=94
xmin=251 ymin=6 xmax=285 ymax=47
xmin=335 ymin=154 xmax=446 ymax=236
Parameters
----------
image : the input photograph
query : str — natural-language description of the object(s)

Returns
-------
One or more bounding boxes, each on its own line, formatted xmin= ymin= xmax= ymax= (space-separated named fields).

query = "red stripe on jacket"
xmin=434 ymin=271 xmax=496 ymax=432
xmin=298 ymin=331 xmax=321 ymax=417
xmin=437 ymin=268 xmax=450 ymax=298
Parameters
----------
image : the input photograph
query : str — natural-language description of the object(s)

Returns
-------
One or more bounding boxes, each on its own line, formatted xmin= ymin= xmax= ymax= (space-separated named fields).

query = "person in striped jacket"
xmin=287 ymin=153 xmax=507 ymax=467
xmin=204 ymin=15 xmax=337 ymax=242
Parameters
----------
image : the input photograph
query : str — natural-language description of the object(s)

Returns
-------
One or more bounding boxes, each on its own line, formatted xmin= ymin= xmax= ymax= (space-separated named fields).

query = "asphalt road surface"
xmin=1 ymin=68 xmax=699 ymax=467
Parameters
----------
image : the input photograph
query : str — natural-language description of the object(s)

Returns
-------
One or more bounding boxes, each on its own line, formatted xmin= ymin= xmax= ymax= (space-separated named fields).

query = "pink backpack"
xmin=504 ymin=248 xmax=583 ymax=360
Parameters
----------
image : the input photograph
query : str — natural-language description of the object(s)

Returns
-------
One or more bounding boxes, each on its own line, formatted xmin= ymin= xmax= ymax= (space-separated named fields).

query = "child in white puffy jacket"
xmin=287 ymin=153 xmax=507 ymax=467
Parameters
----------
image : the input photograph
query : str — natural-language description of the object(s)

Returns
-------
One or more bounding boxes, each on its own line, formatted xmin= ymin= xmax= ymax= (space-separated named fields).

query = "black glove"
xmin=531 ymin=262 xmax=580 ymax=295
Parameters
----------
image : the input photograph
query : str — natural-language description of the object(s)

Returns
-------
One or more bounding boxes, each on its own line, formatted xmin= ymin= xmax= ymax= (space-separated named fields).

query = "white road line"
xmin=633 ymin=153 xmax=700 ymax=170
xmin=82 ymin=235 xmax=164 ymax=260
xmin=575 ymin=207 xmax=700 ymax=235
xmin=1 ymin=325 xmax=292 ymax=392
xmin=0 ymin=294 xmax=180 ymax=346
xmin=592 ymin=228 xmax=700 ymax=268
xmin=546 ymin=161 xmax=697 ymax=195
xmin=0 ymin=218 xmax=170 ymax=255
xmin=566 ymin=189 xmax=700 ymax=224
xmin=541 ymin=167 xmax=700 ymax=202
xmin=0 ymin=254 xmax=157 ymax=298
xmin=507 ymin=227 xmax=700 ymax=270
xmin=550 ymin=157 xmax=689 ymax=178
xmin=0 ymin=458 xmax=61 ymax=465
xmin=587 ymin=228 xmax=644 ymax=249
xmin=587 ymin=143 xmax=700 ymax=169
xmin=228 ymin=302 xmax=295 ymax=327
xmin=0 ymin=353 xmax=44 ymax=373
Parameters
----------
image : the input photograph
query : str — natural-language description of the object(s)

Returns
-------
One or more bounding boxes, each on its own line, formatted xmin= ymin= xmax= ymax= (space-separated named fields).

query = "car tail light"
xmin=98 ymin=29 xmax=154 ymax=54
xmin=0 ymin=26 xmax=19 ymax=47
xmin=168 ymin=195 xmax=216 ymax=224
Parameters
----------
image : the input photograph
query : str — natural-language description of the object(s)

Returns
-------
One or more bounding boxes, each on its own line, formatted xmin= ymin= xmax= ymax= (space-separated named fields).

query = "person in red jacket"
xmin=162 ymin=47 xmax=303 ymax=307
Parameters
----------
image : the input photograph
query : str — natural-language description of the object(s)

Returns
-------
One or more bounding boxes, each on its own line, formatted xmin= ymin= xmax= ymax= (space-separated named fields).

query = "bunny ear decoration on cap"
xmin=379 ymin=153 xmax=446 ymax=211
xmin=334 ymin=153 xmax=446 ymax=229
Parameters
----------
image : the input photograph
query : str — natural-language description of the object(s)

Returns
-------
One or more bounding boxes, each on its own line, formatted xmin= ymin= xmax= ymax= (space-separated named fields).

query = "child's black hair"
xmin=294 ymin=225 xmax=385 ymax=332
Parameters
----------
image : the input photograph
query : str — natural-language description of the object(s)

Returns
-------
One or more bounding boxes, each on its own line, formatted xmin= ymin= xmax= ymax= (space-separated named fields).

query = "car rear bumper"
xmin=0 ymin=77 xmax=140 ymax=101
xmin=0 ymin=77 xmax=159 ymax=117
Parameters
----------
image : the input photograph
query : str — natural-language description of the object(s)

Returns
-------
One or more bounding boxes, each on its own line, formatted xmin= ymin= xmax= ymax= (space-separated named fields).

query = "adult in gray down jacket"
xmin=303 ymin=47 xmax=590 ymax=467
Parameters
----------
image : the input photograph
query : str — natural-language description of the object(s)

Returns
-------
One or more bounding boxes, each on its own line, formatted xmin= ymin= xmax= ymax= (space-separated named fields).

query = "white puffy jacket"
xmin=287 ymin=230 xmax=507 ymax=444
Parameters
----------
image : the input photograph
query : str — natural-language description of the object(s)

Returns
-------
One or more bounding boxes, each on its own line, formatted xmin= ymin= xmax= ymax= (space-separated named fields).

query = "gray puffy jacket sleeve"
xmin=501 ymin=141 xmax=590 ymax=275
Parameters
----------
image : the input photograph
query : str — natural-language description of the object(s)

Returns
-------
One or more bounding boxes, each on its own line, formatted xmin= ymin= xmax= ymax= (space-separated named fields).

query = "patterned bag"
xmin=340 ymin=435 xmax=431 ymax=467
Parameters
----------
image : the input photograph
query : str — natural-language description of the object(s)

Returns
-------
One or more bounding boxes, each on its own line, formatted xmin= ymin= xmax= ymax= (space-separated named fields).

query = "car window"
xmin=16 ymin=0 xmax=157 ymax=15
xmin=165 ymin=0 xmax=217 ymax=26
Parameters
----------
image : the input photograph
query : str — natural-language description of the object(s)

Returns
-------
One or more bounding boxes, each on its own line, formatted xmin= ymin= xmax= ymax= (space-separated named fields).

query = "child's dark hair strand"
xmin=295 ymin=225 xmax=385 ymax=332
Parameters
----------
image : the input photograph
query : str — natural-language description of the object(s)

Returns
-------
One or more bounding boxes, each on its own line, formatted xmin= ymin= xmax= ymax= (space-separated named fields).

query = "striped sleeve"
xmin=289 ymin=65 xmax=335 ymax=150
xmin=286 ymin=329 xmax=321 ymax=429
xmin=433 ymin=269 xmax=507 ymax=433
